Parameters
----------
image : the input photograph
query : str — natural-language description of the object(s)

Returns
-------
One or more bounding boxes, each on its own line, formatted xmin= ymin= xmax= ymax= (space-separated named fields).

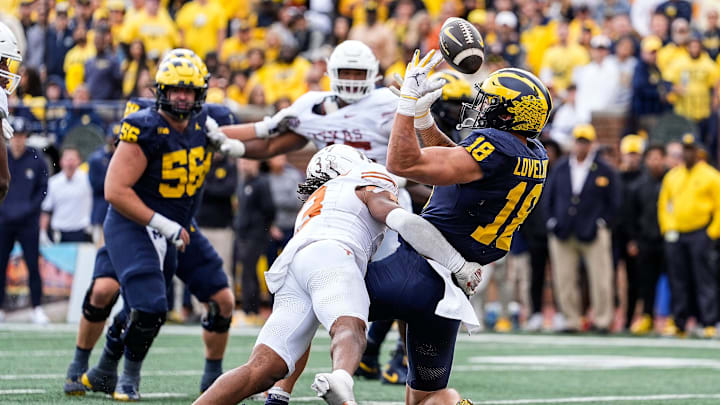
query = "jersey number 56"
xmin=159 ymin=147 xmax=211 ymax=198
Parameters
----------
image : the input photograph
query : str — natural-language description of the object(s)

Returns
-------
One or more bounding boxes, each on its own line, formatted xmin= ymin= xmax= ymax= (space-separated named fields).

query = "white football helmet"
xmin=327 ymin=40 xmax=379 ymax=103
xmin=0 ymin=23 xmax=21 ymax=95
xmin=306 ymin=144 xmax=370 ymax=180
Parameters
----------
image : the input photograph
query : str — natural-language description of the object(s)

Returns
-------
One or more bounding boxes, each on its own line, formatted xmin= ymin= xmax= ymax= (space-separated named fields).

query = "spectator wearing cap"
xmin=663 ymin=34 xmax=720 ymax=157
xmin=83 ymin=24 xmax=122 ymax=100
xmin=45 ymin=2 xmax=75 ymax=80
xmin=107 ymin=0 xmax=126 ymax=45
xmin=18 ymin=0 xmax=35 ymax=37
xmin=491 ymin=11 xmax=524 ymax=68
xmin=545 ymin=124 xmax=621 ymax=333
xmin=539 ymin=20 xmax=590 ymax=95
xmin=0 ymin=116 xmax=49 ymax=324
xmin=614 ymin=134 xmax=646 ymax=331
xmin=626 ymin=144 xmax=668 ymax=335
xmin=220 ymin=19 xmax=255 ymax=71
xmin=630 ymin=35 xmax=671 ymax=134
xmin=658 ymin=134 xmax=720 ymax=338
xmin=40 ymin=146 xmax=92 ymax=243
xmin=71 ymin=0 xmax=95 ymax=33
xmin=573 ymin=35 xmax=621 ymax=123
xmin=87 ymin=124 xmax=118 ymax=246
xmin=655 ymin=0 xmax=692 ymax=25
xmin=175 ymin=0 xmax=227 ymax=59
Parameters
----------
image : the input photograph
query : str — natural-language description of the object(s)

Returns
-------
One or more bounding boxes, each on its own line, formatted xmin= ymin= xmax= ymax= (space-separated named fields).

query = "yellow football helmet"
xmin=459 ymin=67 xmax=552 ymax=139
xmin=161 ymin=48 xmax=209 ymax=80
xmin=155 ymin=56 xmax=206 ymax=120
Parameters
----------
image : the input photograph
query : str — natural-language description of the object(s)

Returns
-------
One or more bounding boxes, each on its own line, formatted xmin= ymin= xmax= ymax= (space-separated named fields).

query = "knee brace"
xmin=82 ymin=280 xmax=120 ymax=322
xmin=201 ymin=300 xmax=232 ymax=333
xmin=122 ymin=309 xmax=166 ymax=362
xmin=104 ymin=311 xmax=128 ymax=361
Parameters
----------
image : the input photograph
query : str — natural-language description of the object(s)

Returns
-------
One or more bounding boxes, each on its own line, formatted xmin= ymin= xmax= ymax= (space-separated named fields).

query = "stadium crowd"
xmin=2 ymin=0 xmax=720 ymax=340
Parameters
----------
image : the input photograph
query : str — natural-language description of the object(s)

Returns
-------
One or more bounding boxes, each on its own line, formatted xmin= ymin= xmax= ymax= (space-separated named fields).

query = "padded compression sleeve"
xmin=385 ymin=208 xmax=465 ymax=273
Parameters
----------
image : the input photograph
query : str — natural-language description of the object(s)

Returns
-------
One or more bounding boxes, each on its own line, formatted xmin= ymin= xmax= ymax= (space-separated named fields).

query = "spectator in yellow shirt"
xmin=220 ymin=19 xmax=259 ymax=71
xmin=175 ymin=0 xmax=227 ymax=59
xmin=246 ymin=44 xmax=310 ymax=104
xmin=540 ymin=20 xmax=590 ymax=93
xmin=120 ymin=0 xmax=179 ymax=60
xmin=663 ymin=35 xmax=720 ymax=152
xmin=657 ymin=18 xmax=690 ymax=72
xmin=63 ymin=24 xmax=96 ymax=96
xmin=658 ymin=135 xmax=720 ymax=337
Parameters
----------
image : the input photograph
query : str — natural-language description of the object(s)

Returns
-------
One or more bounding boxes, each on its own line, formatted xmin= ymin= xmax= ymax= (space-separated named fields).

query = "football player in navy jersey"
xmin=370 ymin=52 xmax=552 ymax=405
xmin=76 ymin=56 xmax=210 ymax=401
xmin=63 ymin=48 xmax=243 ymax=398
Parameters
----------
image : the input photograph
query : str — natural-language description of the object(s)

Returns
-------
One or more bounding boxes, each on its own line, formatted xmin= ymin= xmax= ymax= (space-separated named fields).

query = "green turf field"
xmin=2 ymin=324 xmax=720 ymax=404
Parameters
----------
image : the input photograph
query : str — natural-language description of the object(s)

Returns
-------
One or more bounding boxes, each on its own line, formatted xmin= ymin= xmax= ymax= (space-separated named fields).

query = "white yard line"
xmin=472 ymin=393 xmax=720 ymax=404
xmin=0 ymin=389 xmax=46 ymax=395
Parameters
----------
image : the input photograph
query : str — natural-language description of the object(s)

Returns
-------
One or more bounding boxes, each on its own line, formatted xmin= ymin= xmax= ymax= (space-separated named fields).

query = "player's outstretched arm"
xmin=242 ymin=133 xmax=308 ymax=159
xmin=105 ymin=142 xmax=190 ymax=249
xmin=387 ymin=114 xmax=482 ymax=186
xmin=220 ymin=108 xmax=298 ymax=141
xmin=0 ymin=136 xmax=9 ymax=202
xmin=358 ymin=187 xmax=482 ymax=295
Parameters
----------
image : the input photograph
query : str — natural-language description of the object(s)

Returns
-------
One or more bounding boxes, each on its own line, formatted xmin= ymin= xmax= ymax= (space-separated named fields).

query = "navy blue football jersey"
xmin=421 ymin=128 xmax=548 ymax=265
xmin=116 ymin=108 xmax=211 ymax=228
xmin=124 ymin=98 xmax=236 ymax=126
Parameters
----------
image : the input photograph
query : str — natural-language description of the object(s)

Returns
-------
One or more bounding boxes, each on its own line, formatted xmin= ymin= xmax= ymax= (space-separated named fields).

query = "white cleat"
xmin=32 ymin=307 xmax=49 ymax=325
xmin=311 ymin=371 xmax=357 ymax=405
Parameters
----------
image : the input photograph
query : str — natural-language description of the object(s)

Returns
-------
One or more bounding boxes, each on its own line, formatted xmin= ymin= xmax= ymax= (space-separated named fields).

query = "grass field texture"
xmin=1 ymin=324 xmax=720 ymax=404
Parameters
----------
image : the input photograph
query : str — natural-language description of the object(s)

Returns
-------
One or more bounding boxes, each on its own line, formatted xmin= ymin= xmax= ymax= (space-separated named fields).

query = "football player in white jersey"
xmin=0 ymin=22 xmax=22 ymax=202
xmin=194 ymin=145 xmax=482 ymax=405
xmin=209 ymin=39 xmax=427 ymax=389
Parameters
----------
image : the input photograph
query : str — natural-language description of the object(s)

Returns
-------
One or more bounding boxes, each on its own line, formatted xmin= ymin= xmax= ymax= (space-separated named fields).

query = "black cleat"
xmin=81 ymin=366 xmax=118 ymax=395
xmin=354 ymin=354 xmax=380 ymax=379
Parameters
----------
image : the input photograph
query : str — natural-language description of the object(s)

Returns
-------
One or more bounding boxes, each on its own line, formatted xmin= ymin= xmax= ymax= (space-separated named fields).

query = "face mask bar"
xmin=457 ymin=85 xmax=491 ymax=130
xmin=0 ymin=54 xmax=22 ymax=95
xmin=330 ymin=68 xmax=376 ymax=103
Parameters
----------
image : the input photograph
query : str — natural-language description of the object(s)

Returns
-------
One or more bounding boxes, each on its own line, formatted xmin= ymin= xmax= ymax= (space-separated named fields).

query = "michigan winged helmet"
xmin=154 ymin=56 xmax=206 ymax=120
xmin=459 ymin=67 xmax=552 ymax=139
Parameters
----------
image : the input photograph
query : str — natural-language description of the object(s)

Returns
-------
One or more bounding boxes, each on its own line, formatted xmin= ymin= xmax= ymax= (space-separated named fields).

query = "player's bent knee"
xmin=201 ymin=300 xmax=232 ymax=333
xmin=248 ymin=344 xmax=290 ymax=386
xmin=122 ymin=309 xmax=166 ymax=361
xmin=330 ymin=316 xmax=367 ymax=338
xmin=82 ymin=279 xmax=120 ymax=322
xmin=209 ymin=288 xmax=234 ymax=317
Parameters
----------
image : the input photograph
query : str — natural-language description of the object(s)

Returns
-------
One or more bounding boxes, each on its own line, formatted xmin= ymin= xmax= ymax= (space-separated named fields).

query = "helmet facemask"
xmin=327 ymin=40 xmax=380 ymax=103
xmin=329 ymin=67 xmax=377 ymax=103
xmin=0 ymin=53 xmax=21 ymax=95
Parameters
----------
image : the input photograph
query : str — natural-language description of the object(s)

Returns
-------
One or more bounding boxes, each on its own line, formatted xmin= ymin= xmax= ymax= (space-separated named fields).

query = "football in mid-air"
xmin=439 ymin=17 xmax=485 ymax=75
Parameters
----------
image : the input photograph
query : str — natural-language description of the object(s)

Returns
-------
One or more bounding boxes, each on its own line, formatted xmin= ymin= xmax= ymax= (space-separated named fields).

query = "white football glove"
xmin=205 ymin=116 xmax=227 ymax=146
xmin=390 ymin=73 xmax=445 ymax=130
xmin=452 ymin=261 xmax=483 ymax=296
xmin=2 ymin=118 xmax=13 ymax=140
xmin=253 ymin=108 xmax=298 ymax=138
xmin=219 ymin=138 xmax=246 ymax=157
xmin=149 ymin=213 xmax=186 ymax=250
xmin=397 ymin=49 xmax=444 ymax=117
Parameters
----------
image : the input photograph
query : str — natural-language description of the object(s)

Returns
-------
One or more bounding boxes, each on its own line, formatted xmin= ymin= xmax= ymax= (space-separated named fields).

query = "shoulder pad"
xmin=357 ymin=163 xmax=399 ymax=196
xmin=205 ymin=103 xmax=235 ymax=126
xmin=123 ymin=98 xmax=155 ymax=118
xmin=467 ymin=128 xmax=547 ymax=160
xmin=118 ymin=109 xmax=160 ymax=144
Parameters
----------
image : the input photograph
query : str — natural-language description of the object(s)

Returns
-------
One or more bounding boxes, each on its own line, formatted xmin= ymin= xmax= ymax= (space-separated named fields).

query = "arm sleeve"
xmin=385 ymin=208 xmax=465 ymax=273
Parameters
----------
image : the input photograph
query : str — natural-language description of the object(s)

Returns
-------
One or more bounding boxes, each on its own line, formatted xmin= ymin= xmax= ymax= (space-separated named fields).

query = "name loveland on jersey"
xmin=283 ymin=88 xmax=398 ymax=165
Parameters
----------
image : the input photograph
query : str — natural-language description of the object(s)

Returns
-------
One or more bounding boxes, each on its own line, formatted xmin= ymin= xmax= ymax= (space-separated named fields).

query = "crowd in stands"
xmin=3 ymin=0 xmax=720 ymax=337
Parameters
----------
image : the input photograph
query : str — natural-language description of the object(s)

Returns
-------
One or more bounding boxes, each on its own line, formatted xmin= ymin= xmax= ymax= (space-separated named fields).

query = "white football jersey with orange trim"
xmin=283 ymin=88 xmax=398 ymax=164
xmin=264 ymin=162 xmax=398 ymax=293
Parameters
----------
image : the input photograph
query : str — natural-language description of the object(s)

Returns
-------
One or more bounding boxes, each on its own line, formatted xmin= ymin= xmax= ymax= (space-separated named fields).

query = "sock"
xmin=67 ymin=346 xmax=92 ymax=378
xmin=331 ymin=369 xmax=354 ymax=388
xmin=96 ymin=348 xmax=121 ymax=374
xmin=117 ymin=358 xmax=143 ymax=390
xmin=204 ymin=358 xmax=223 ymax=375
xmin=267 ymin=387 xmax=291 ymax=403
